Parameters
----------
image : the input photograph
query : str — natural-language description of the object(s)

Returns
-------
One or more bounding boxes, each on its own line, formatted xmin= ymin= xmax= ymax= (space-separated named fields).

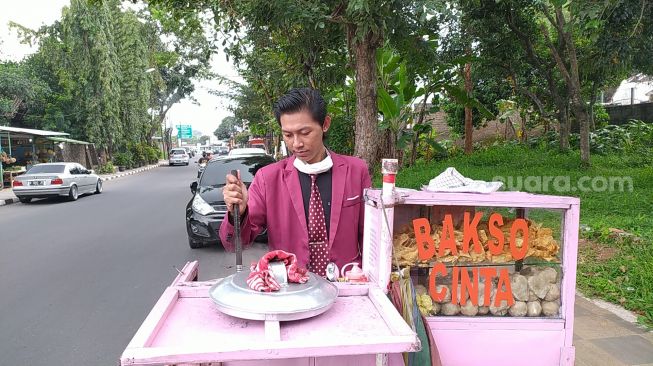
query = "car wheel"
xmin=188 ymin=237 xmax=204 ymax=249
xmin=95 ymin=179 xmax=103 ymax=194
xmin=18 ymin=197 xmax=32 ymax=203
xmin=68 ymin=185 xmax=79 ymax=201
xmin=185 ymin=162 xmax=189 ymax=166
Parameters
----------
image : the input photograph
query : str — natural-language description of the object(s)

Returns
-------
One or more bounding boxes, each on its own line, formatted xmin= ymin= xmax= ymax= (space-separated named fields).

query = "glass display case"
xmin=362 ymin=189 xmax=580 ymax=366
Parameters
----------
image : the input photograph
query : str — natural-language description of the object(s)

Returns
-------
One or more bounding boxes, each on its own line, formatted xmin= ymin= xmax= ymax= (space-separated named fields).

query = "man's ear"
xmin=323 ymin=115 xmax=331 ymax=133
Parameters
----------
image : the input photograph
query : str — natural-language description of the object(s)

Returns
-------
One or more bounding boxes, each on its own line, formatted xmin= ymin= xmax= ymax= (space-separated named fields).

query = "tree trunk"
xmin=464 ymin=62 xmax=473 ymax=154
xmin=567 ymin=51 xmax=591 ymax=165
xmin=546 ymin=6 xmax=590 ymax=165
xmin=558 ymin=106 xmax=570 ymax=151
xmin=351 ymin=28 xmax=381 ymax=171
xmin=589 ymin=83 xmax=598 ymax=131
xmin=589 ymin=101 xmax=595 ymax=131
xmin=411 ymin=94 xmax=430 ymax=166
xmin=571 ymin=93 xmax=591 ymax=166
xmin=520 ymin=111 xmax=528 ymax=143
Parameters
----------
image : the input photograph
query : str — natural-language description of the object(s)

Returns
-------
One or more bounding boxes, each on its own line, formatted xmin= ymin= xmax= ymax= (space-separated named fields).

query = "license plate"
xmin=29 ymin=180 xmax=44 ymax=186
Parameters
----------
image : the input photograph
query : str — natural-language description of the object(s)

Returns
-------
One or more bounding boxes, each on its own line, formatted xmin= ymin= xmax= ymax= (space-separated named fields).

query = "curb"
xmin=100 ymin=162 xmax=167 ymax=182
xmin=0 ymin=162 xmax=167 ymax=207
xmin=0 ymin=197 xmax=20 ymax=206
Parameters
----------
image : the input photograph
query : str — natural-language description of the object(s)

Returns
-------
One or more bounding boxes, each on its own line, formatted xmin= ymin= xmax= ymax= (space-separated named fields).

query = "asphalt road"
xmin=0 ymin=159 xmax=268 ymax=365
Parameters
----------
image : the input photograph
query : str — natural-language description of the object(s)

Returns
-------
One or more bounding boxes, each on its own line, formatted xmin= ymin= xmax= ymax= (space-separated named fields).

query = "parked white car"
xmin=169 ymin=148 xmax=190 ymax=165
xmin=12 ymin=163 xmax=102 ymax=203
xmin=227 ymin=148 xmax=268 ymax=157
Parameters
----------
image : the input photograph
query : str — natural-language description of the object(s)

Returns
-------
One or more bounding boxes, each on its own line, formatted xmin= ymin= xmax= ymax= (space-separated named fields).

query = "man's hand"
xmin=224 ymin=171 xmax=248 ymax=215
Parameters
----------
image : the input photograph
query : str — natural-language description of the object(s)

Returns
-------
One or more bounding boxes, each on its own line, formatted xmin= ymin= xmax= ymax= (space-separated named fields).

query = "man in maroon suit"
xmin=220 ymin=88 xmax=372 ymax=276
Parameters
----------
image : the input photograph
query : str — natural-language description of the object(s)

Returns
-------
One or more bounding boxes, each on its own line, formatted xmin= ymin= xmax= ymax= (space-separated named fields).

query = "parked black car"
xmin=186 ymin=155 xmax=276 ymax=249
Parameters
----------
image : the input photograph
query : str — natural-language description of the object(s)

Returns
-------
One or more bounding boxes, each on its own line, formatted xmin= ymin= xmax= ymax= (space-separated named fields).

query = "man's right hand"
xmin=224 ymin=171 xmax=248 ymax=216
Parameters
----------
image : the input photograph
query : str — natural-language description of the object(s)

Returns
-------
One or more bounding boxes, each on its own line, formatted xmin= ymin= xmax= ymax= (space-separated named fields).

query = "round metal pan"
xmin=209 ymin=271 xmax=339 ymax=321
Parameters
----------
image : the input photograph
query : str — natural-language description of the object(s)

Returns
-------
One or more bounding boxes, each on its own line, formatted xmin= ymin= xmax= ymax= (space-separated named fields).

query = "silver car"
xmin=12 ymin=163 xmax=102 ymax=203
xmin=169 ymin=148 xmax=190 ymax=165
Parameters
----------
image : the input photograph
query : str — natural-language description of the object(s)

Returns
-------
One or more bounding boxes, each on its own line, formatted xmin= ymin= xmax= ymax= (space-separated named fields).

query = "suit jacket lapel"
xmin=283 ymin=156 xmax=308 ymax=238
xmin=329 ymin=152 xmax=347 ymax=249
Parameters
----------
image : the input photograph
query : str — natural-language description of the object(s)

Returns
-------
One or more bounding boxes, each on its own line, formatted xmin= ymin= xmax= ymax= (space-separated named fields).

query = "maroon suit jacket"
xmin=219 ymin=152 xmax=371 ymax=269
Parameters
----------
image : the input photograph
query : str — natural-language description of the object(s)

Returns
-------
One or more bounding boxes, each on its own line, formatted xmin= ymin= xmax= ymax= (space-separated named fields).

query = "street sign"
xmin=177 ymin=125 xmax=192 ymax=139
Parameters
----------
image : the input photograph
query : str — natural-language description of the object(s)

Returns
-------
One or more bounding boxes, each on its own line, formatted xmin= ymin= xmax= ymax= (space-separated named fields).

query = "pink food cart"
xmin=362 ymin=189 xmax=580 ymax=366
xmin=120 ymin=260 xmax=420 ymax=366
xmin=121 ymin=188 xmax=579 ymax=366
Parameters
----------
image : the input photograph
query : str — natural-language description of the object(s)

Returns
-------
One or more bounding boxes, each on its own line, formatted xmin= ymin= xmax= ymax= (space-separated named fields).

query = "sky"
xmin=0 ymin=0 xmax=240 ymax=140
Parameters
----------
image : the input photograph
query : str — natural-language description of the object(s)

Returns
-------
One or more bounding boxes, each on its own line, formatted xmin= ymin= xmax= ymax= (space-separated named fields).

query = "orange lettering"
xmin=451 ymin=266 xmax=460 ymax=304
xmin=439 ymin=214 xmax=458 ymax=257
xmin=463 ymin=212 xmax=484 ymax=254
xmin=479 ymin=267 xmax=496 ymax=306
xmin=494 ymin=269 xmax=515 ymax=307
xmin=510 ymin=218 xmax=529 ymax=260
xmin=429 ymin=263 xmax=447 ymax=302
xmin=487 ymin=213 xmax=505 ymax=255
xmin=459 ymin=268 xmax=479 ymax=306
xmin=413 ymin=218 xmax=435 ymax=261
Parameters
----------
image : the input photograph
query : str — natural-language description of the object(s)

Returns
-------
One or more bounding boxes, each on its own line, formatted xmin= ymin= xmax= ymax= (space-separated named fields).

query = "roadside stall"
xmin=121 ymin=162 xmax=579 ymax=366
xmin=0 ymin=126 xmax=69 ymax=189
xmin=47 ymin=136 xmax=97 ymax=168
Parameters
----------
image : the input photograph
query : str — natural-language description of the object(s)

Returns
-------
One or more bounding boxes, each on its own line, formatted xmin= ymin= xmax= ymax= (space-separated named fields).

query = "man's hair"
xmin=273 ymin=88 xmax=327 ymax=127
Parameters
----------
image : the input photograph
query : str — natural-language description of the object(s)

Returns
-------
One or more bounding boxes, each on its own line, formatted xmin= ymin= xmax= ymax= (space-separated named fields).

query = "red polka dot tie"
xmin=308 ymin=174 xmax=329 ymax=277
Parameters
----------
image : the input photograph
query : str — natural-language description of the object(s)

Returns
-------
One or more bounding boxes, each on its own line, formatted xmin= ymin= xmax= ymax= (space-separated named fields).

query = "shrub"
xmin=129 ymin=143 xmax=147 ymax=167
xmin=581 ymin=120 xmax=653 ymax=155
xmin=144 ymin=145 xmax=159 ymax=164
xmin=526 ymin=120 xmax=652 ymax=160
xmin=95 ymin=161 xmax=115 ymax=174
xmin=113 ymin=151 xmax=133 ymax=168
xmin=593 ymin=104 xmax=610 ymax=129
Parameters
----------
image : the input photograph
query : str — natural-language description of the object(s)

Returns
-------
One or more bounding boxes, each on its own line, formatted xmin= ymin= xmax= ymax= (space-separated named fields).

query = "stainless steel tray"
xmin=209 ymin=271 xmax=339 ymax=321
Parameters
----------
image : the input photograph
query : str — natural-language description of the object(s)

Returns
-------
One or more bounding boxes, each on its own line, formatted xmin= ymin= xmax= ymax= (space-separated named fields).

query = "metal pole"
xmin=631 ymin=87 xmax=635 ymax=105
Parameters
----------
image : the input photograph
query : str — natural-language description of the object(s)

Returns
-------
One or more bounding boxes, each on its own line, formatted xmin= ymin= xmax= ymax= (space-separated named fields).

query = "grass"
xmin=374 ymin=144 xmax=653 ymax=326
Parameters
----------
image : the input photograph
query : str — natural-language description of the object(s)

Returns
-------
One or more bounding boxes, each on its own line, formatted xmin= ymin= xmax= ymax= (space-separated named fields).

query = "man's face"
xmin=280 ymin=110 xmax=330 ymax=164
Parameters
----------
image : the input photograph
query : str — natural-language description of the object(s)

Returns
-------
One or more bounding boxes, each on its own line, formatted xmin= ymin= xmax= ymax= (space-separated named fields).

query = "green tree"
xmin=214 ymin=116 xmax=240 ymax=141
xmin=9 ymin=1 xmax=209 ymax=156
xmin=61 ymin=0 xmax=123 ymax=152
xmin=0 ymin=62 xmax=50 ymax=126
xmin=143 ymin=0 xmax=447 ymax=168
xmin=114 ymin=7 xmax=152 ymax=147
xmin=458 ymin=0 xmax=653 ymax=165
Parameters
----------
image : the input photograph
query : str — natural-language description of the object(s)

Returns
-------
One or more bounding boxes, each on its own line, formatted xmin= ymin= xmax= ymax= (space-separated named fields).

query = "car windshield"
xmin=199 ymin=157 xmax=274 ymax=187
xmin=27 ymin=164 xmax=66 ymax=174
xmin=171 ymin=150 xmax=185 ymax=155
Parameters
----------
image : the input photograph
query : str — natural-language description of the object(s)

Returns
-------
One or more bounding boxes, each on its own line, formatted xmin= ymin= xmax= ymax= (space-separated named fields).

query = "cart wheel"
xmin=18 ymin=197 xmax=32 ymax=203
xmin=68 ymin=184 xmax=79 ymax=201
